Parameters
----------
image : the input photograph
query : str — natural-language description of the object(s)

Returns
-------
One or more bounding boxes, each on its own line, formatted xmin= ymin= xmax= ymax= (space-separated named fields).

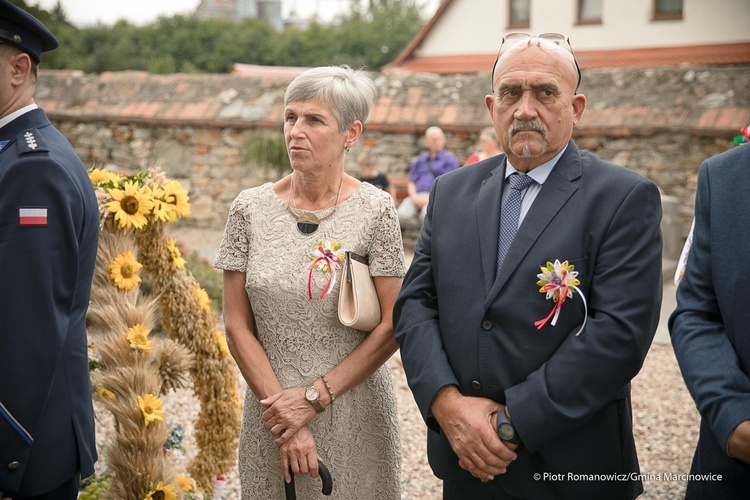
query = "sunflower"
xmin=149 ymin=186 xmax=174 ymax=223
xmin=138 ymin=393 xmax=164 ymax=427
xmin=160 ymin=180 xmax=191 ymax=220
xmin=106 ymin=180 xmax=154 ymax=229
xmin=166 ymin=238 xmax=187 ymax=270
xmin=143 ymin=481 xmax=177 ymax=500
xmin=126 ymin=324 xmax=154 ymax=352
xmin=152 ymin=199 xmax=173 ymax=223
xmin=195 ymin=287 xmax=211 ymax=312
xmin=216 ymin=330 xmax=229 ymax=356
xmin=175 ymin=475 xmax=195 ymax=492
xmin=109 ymin=251 xmax=143 ymax=290
xmin=89 ymin=168 xmax=122 ymax=185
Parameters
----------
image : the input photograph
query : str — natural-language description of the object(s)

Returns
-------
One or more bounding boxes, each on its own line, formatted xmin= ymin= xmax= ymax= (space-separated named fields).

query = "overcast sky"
xmin=30 ymin=0 xmax=441 ymax=27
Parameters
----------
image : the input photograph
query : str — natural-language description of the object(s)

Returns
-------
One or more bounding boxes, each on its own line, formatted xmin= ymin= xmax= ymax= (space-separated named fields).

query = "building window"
xmin=577 ymin=0 xmax=602 ymax=25
xmin=654 ymin=0 xmax=683 ymax=20
xmin=509 ymin=0 xmax=530 ymax=29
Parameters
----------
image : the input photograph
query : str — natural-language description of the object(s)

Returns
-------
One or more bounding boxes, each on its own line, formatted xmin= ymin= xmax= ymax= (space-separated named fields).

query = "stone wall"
xmin=40 ymin=65 xmax=750 ymax=259
xmin=54 ymin=117 xmax=734 ymax=233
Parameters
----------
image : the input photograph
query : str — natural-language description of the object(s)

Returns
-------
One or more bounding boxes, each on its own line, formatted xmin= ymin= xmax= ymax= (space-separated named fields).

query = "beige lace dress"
xmin=214 ymin=181 xmax=405 ymax=499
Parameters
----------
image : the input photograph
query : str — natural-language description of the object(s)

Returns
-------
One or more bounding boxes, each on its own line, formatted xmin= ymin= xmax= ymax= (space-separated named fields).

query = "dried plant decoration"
xmin=87 ymin=169 xmax=240 ymax=497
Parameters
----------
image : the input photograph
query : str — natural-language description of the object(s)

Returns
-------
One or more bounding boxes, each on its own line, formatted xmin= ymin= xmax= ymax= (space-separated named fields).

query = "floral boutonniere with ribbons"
xmin=306 ymin=240 xmax=346 ymax=299
xmin=535 ymin=259 xmax=588 ymax=336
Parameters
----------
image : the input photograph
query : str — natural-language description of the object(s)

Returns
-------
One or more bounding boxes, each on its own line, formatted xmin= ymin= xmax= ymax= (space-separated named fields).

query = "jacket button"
xmin=471 ymin=380 xmax=481 ymax=389
xmin=482 ymin=320 xmax=493 ymax=330
xmin=7 ymin=461 xmax=20 ymax=470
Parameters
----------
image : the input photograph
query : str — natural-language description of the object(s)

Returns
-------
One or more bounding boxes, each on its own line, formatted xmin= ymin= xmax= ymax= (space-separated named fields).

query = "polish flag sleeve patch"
xmin=18 ymin=207 xmax=48 ymax=226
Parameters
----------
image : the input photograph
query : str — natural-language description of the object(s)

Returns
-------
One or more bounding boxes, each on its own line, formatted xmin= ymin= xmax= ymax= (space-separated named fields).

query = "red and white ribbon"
xmin=306 ymin=241 xmax=345 ymax=299
xmin=534 ymin=260 xmax=588 ymax=336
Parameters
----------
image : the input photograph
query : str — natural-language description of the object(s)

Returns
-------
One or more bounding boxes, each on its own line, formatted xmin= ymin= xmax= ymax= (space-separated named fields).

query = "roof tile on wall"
xmin=36 ymin=66 xmax=750 ymax=138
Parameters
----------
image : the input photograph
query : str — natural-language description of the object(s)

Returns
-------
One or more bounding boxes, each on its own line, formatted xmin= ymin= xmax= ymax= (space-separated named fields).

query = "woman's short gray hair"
xmin=284 ymin=65 xmax=376 ymax=132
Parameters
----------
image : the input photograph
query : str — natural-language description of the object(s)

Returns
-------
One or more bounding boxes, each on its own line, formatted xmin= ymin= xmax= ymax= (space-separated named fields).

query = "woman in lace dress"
xmin=214 ymin=66 xmax=405 ymax=499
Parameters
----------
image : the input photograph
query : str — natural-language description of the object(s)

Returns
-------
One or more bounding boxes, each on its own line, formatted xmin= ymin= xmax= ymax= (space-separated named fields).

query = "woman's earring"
xmin=344 ymin=145 xmax=350 ymax=153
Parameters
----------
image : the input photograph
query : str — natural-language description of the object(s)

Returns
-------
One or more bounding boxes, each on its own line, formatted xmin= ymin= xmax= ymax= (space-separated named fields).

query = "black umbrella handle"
xmin=284 ymin=459 xmax=333 ymax=499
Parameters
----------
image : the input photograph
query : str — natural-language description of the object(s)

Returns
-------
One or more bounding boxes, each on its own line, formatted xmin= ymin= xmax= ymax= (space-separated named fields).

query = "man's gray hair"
xmin=284 ymin=65 xmax=376 ymax=132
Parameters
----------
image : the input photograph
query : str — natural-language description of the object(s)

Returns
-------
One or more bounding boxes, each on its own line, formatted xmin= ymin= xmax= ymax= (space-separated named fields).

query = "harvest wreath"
xmin=86 ymin=168 xmax=240 ymax=498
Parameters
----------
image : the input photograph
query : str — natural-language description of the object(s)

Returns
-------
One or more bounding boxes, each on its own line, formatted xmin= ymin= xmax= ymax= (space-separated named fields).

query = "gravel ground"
xmin=93 ymin=342 xmax=697 ymax=499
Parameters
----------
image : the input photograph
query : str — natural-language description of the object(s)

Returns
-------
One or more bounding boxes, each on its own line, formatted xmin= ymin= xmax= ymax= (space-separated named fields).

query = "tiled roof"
xmin=386 ymin=43 xmax=750 ymax=74
xmin=37 ymin=66 xmax=750 ymax=138
xmin=388 ymin=0 xmax=456 ymax=69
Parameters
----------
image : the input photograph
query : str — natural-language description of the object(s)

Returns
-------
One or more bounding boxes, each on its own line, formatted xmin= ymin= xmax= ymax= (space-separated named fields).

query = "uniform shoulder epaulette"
xmin=16 ymin=128 xmax=49 ymax=155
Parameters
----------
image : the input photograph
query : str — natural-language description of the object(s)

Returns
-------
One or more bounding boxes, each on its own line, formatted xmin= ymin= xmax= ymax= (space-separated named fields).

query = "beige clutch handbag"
xmin=338 ymin=252 xmax=381 ymax=331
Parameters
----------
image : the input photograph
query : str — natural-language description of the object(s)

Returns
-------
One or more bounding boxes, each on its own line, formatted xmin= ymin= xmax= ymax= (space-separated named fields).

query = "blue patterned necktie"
xmin=497 ymin=172 xmax=535 ymax=273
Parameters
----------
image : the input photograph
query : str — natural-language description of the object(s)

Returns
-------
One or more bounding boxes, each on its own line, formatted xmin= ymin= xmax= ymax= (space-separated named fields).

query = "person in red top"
xmin=464 ymin=126 xmax=501 ymax=166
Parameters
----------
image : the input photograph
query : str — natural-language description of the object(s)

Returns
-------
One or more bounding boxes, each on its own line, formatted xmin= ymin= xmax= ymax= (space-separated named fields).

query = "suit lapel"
xmin=485 ymin=142 xmax=582 ymax=309
xmin=477 ymin=159 xmax=506 ymax=296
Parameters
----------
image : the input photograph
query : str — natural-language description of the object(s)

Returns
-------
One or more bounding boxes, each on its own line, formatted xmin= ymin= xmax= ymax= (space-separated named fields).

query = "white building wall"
xmin=236 ymin=0 xmax=258 ymax=18
xmin=416 ymin=0 xmax=750 ymax=56
xmin=418 ymin=0 xmax=499 ymax=56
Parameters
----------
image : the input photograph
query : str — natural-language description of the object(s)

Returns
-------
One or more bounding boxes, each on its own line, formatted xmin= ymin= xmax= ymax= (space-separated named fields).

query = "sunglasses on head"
xmin=490 ymin=33 xmax=582 ymax=94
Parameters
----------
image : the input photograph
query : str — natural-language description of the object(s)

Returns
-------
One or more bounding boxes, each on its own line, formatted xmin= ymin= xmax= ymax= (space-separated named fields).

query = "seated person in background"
xmin=397 ymin=126 xmax=458 ymax=227
xmin=357 ymin=150 xmax=395 ymax=198
xmin=463 ymin=126 xmax=501 ymax=166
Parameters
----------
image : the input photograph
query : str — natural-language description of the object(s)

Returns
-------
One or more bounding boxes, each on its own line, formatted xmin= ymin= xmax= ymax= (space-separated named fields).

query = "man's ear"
xmin=9 ymin=51 xmax=33 ymax=86
xmin=572 ymin=93 xmax=586 ymax=125
xmin=485 ymin=94 xmax=495 ymax=115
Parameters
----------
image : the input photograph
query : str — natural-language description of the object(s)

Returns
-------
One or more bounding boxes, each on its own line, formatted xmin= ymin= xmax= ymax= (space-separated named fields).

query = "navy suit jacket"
xmin=669 ymin=143 xmax=750 ymax=498
xmin=0 ymin=108 xmax=98 ymax=495
xmin=394 ymin=141 xmax=663 ymax=499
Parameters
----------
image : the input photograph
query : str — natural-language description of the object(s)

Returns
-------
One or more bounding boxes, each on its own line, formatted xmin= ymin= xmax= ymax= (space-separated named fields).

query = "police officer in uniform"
xmin=0 ymin=1 xmax=98 ymax=498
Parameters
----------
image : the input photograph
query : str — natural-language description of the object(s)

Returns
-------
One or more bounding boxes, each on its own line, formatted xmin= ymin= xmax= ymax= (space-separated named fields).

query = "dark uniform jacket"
xmin=0 ymin=107 xmax=98 ymax=495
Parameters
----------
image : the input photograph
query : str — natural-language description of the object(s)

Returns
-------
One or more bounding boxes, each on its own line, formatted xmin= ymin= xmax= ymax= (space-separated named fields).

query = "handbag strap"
xmin=347 ymin=251 xmax=369 ymax=265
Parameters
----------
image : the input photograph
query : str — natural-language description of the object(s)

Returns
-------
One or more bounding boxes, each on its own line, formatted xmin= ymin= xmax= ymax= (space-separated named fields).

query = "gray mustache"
xmin=509 ymin=120 xmax=547 ymax=136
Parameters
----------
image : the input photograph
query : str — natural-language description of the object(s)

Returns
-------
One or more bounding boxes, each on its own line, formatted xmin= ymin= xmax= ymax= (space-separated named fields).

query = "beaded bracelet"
xmin=321 ymin=374 xmax=335 ymax=405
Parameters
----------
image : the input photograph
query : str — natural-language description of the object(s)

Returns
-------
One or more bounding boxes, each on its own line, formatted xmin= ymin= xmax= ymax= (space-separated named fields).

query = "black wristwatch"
xmin=496 ymin=410 xmax=521 ymax=445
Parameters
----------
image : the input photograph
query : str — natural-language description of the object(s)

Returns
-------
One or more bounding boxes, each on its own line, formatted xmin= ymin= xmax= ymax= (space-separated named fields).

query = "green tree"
xmin=11 ymin=0 xmax=426 ymax=73
xmin=338 ymin=3 xmax=424 ymax=69
xmin=273 ymin=23 xmax=343 ymax=67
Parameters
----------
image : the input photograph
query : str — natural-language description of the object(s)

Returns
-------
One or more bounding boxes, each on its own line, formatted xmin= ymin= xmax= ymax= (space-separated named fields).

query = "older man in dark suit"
xmin=394 ymin=33 xmax=663 ymax=499
xmin=669 ymin=143 xmax=750 ymax=498
xmin=0 ymin=2 xmax=99 ymax=498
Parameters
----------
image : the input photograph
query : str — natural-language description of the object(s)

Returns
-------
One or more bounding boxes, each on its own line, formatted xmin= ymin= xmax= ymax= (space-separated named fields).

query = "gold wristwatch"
xmin=305 ymin=385 xmax=324 ymax=413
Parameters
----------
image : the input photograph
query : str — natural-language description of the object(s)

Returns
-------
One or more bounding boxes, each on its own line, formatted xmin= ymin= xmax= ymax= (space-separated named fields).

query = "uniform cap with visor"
xmin=0 ymin=0 xmax=58 ymax=62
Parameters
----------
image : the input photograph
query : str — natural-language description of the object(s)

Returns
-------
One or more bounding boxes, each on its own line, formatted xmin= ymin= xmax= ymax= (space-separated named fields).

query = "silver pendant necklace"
xmin=286 ymin=174 xmax=344 ymax=235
